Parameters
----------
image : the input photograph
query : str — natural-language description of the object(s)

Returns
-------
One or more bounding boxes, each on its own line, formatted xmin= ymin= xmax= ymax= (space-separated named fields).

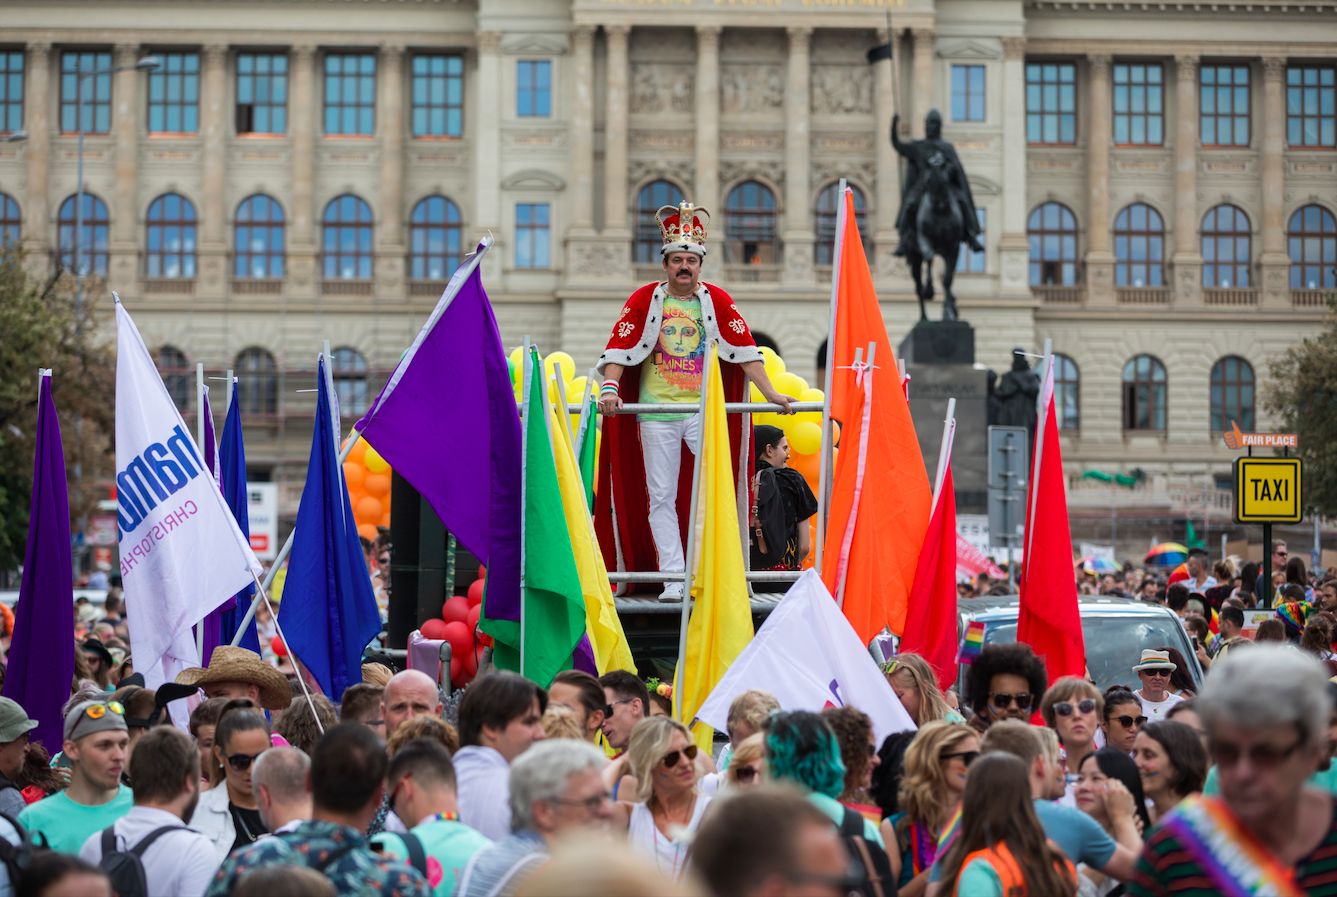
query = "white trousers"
xmin=639 ymin=414 xmax=703 ymax=575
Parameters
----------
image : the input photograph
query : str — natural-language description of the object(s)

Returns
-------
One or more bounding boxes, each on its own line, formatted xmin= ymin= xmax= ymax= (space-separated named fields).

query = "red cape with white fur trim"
xmin=594 ymin=282 xmax=761 ymax=590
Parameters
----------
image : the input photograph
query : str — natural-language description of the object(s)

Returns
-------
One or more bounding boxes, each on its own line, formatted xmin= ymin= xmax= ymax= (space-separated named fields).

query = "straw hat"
xmin=175 ymin=646 xmax=292 ymax=710
xmin=1132 ymin=649 xmax=1177 ymax=673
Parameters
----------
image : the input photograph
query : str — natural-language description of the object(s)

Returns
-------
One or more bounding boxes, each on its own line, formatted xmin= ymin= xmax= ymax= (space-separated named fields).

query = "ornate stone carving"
xmin=628 ymin=160 xmax=695 ymax=191
xmin=810 ymin=65 xmax=873 ymax=115
xmin=477 ymin=31 xmax=503 ymax=53
xmin=1262 ymin=56 xmax=1286 ymax=81
xmin=1088 ymin=54 xmax=1112 ymax=75
xmin=1001 ymin=37 xmax=1026 ymax=60
xmin=569 ymin=241 xmax=628 ymax=279
xmin=1175 ymin=54 xmax=1198 ymax=77
xmin=811 ymin=159 xmax=874 ymax=194
xmin=630 ymin=64 xmax=694 ymax=114
xmin=721 ymin=132 xmax=783 ymax=153
xmin=629 ymin=130 xmax=693 ymax=152
xmin=720 ymin=64 xmax=784 ymax=114
xmin=720 ymin=160 xmax=781 ymax=190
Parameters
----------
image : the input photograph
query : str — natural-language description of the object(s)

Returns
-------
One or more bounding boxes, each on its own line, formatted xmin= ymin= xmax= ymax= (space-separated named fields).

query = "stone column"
xmin=111 ymin=44 xmax=142 ymax=287
xmin=783 ymin=26 xmax=813 ymax=281
xmin=288 ymin=45 xmax=318 ymax=299
xmin=1084 ymin=54 xmax=1114 ymax=303
xmin=21 ymin=42 xmax=51 ymax=260
xmin=1259 ymin=56 xmax=1289 ymax=307
xmin=872 ymin=27 xmax=899 ymax=277
xmin=377 ymin=44 xmax=406 ymax=298
xmin=694 ymin=26 xmax=721 ymax=208
xmin=1171 ymin=54 xmax=1201 ymax=305
xmin=911 ymin=28 xmax=935 ymax=135
xmin=568 ymin=26 xmax=596 ymax=233
xmin=602 ymin=26 xmax=630 ymax=234
xmin=997 ymin=37 xmax=1031 ymax=296
xmin=473 ymin=30 xmax=503 ymax=285
xmin=198 ymin=43 xmax=228 ymax=298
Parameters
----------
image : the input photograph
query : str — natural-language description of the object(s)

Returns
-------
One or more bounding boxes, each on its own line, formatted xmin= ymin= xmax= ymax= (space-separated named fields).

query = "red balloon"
xmin=477 ymin=631 xmax=494 ymax=648
xmin=420 ymin=618 xmax=449 ymax=640
xmin=441 ymin=596 xmax=470 ymax=625
xmin=270 ymin=636 xmax=287 ymax=657
xmin=462 ymin=647 xmax=479 ymax=678
xmin=442 ymin=621 xmax=473 ymax=660
xmin=467 ymin=580 xmax=485 ymax=607
xmin=450 ymin=654 xmax=463 ymax=684
xmin=467 ymin=603 xmax=482 ymax=634
xmin=477 ymin=565 xmax=487 ymax=580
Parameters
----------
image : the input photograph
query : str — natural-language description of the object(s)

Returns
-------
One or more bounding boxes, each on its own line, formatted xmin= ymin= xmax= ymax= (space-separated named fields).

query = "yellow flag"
xmin=548 ymin=390 xmax=636 ymax=675
xmin=677 ymin=344 xmax=755 ymax=750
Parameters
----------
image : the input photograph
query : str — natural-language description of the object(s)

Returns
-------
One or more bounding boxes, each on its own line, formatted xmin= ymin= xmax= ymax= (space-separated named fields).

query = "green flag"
xmin=1186 ymin=519 xmax=1206 ymax=550
xmin=577 ymin=395 xmax=597 ymax=513
xmin=484 ymin=348 xmax=587 ymax=687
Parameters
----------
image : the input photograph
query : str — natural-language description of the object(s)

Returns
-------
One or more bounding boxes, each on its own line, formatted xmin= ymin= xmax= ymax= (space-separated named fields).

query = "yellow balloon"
xmin=544 ymin=351 xmax=576 ymax=384
xmin=754 ymin=412 xmax=781 ymax=428
xmin=760 ymin=347 xmax=785 ymax=380
xmin=788 ymin=420 xmax=823 ymax=456
xmin=748 ymin=382 xmax=764 ymax=403
xmin=568 ymin=376 xmax=589 ymax=403
xmin=774 ymin=372 xmax=808 ymax=398
xmin=364 ymin=445 xmax=390 ymax=474
xmin=798 ymin=387 xmax=826 ymax=425
xmin=509 ymin=347 xmax=524 ymax=390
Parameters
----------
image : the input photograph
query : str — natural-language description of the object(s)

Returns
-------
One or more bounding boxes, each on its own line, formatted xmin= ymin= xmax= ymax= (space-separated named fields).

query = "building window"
xmin=1201 ymin=204 xmax=1251 ymax=288
xmin=0 ymin=192 xmax=19 ymax=247
xmin=158 ymin=345 xmax=191 ymax=411
xmin=408 ymin=195 xmax=462 ymax=280
xmin=60 ymin=50 xmax=112 ymax=134
xmin=634 ymin=180 xmax=685 ymax=263
xmin=1053 ymin=353 xmax=1080 ymax=431
xmin=1113 ymin=63 xmax=1164 ymax=145
xmin=412 ymin=54 xmax=463 ymax=137
xmin=1288 ymin=204 xmax=1337 ymax=289
xmin=815 ymin=182 xmax=868 ymax=266
xmin=1114 ymin=202 xmax=1165 ymax=288
xmin=951 ymin=64 xmax=986 ymax=122
xmin=145 ymin=193 xmax=197 ymax=279
xmin=514 ymin=203 xmax=550 ymax=269
xmin=235 ymin=347 xmax=278 ymax=415
xmin=235 ymin=194 xmax=285 ymax=279
xmin=56 ymin=193 xmax=110 ymax=276
xmin=1025 ymin=62 xmax=1076 ymax=144
xmin=236 ymin=52 xmax=287 ymax=134
xmin=0 ymin=50 xmax=23 ymax=135
xmin=146 ymin=51 xmax=199 ymax=134
xmin=724 ymin=181 xmax=779 ymax=266
xmin=322 ymin=194 xmax=374 ymax=280
xmin=1122 ymin=355 xmax=1167 ymax=432
xmin=516 ymin=60 xmax=551 ymax=118
xmin=332 ymin=346 xmax=369 ymax=416
xmin=1286 ymin=66 xmax=1336 ymax=148
xmin=957 ymin=208 xmax=986 ymax=273
xmin=1210 ymin=355 xmax=1255 ymax=433
xmin=323 ymin=52 xmax=376 ymax=135
xmin=1027 ymin=202 xmax=1078 ymax=286
xmin=1200 ymin=64 xmax=1250 ymax=147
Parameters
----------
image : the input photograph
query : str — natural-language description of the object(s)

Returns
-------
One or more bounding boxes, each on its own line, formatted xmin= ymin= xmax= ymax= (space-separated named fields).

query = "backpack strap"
xmin=839 ymin=808 xmax=886 ymax=897
xmin=399 ymin=832 xmax=428 ymax=877
xmin=100 ymin=826 xmax=118 ymax=856
xmin=315 ymin=842 xmax=359 ymax=872
xmin=130 ymin=826 xmax=190 ymax=858
xmin=840 ymin=806 xmax=865 ymax=837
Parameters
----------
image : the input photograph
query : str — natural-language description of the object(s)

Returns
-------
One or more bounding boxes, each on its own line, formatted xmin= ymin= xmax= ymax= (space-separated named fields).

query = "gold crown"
xmin=655 ymin=201 xmax=711 ymax=256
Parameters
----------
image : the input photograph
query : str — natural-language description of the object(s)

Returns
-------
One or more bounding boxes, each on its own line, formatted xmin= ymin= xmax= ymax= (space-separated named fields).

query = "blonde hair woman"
xmin=884 ymin=654 xmax=962 ymax=726
xmin=608 ymin=717 xmax=712 ymax=878
xmin=884 ymin=720 xmax=980 ymax=896
xmin=724 ymin=733 xmax=765 ymax=789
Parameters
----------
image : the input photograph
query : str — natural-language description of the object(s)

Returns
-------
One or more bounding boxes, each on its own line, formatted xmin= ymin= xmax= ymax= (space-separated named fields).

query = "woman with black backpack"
xmin=748 ymin=426 xmax=818 ymax=592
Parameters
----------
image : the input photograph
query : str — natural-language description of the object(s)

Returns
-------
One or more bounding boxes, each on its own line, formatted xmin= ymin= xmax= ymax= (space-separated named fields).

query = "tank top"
xmin=628 ymin=793 xmax=712 ymax=878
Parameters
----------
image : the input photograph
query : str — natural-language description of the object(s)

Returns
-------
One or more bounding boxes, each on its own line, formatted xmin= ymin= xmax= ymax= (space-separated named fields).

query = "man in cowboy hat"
xmin=1132 ymin=649 xmax=1184 ymax=722
xmin=594 ymin=200 xmax=792 ymax=602
xmin=175 ymin=646 xmax=291 ymax=712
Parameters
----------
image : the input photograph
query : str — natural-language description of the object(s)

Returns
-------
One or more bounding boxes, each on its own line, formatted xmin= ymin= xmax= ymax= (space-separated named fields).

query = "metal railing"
xmin=1116 ymin=287 xmax=1171 ymax=305
xmin=1203 ymin=287 xmax=1258 ymax=306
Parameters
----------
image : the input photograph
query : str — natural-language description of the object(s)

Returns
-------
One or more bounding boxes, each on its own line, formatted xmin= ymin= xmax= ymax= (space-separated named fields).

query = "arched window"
xmin=815 ymin=182 xmax=868 ymax=266
xmin=1027 ymin=202 xmax=1078 ymax=286
xmin=1122 ymin=354 xmax=1167 ymax=432
xmin=1053 ymin=353 xmax=1080 ymax=431
xmin=1287 ymin=204 xmax=1337 ymax=289
xmin=322 ymin=194 xmax=373 ymax=280
xmin=0 ymin=193 xmax=19 ymax=247
xmin=157 ymin=345 xmax=191 ymax=412
xmin=723 ymin=180 xmax=778 ymax=266
xmin=1210 ymin=355 xmax=1255 ymax=433
xmin=57 ymin=193 xmax=110 ymax=276
xmin=235 ymin=194 xmax=285 ymax=279
xmin=634 ymin=180 xmax=685 ymax=264
xmin=1201 ymin=204 xmax=1251 ymax=288
xmin=1113 ymin=203 xmax=1165 ymax=288
xmin=145 ymin=193 xmax=198 ymax=279
xmin=408 ymin=196 xmax=462 ymax=281
xmin=332 ymin=346 xmax=369 ymax=416
xmin=235 ymin=347 xmax=278 ymax=415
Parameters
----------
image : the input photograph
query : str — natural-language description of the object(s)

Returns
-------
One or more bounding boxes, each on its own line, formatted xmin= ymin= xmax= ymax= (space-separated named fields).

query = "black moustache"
xmin=677 ymin=269 xmax=690 ymax=275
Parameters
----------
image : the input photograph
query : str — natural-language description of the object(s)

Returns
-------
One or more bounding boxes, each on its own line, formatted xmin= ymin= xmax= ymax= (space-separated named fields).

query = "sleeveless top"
xmin=628 ymin=793 xmax=712 ymax=878
xmin=952 ymin=840 xmax=1075 ymax=897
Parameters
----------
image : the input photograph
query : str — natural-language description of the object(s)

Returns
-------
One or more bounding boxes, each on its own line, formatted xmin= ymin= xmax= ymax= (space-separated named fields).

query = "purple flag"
xmin=198 ymin=386 xmax=224 ymax=660
xmin=357 ymin=245 xmax=522 ymax=624
xmin=4 ymin=372 xmax=75 ymax=751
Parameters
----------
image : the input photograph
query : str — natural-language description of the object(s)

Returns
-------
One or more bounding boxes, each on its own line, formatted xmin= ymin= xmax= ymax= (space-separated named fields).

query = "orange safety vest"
xmin=951 ymin=840 xmax=1075 ymax=897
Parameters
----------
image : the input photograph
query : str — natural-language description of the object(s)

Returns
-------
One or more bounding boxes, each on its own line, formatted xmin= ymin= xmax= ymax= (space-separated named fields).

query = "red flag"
xmin=901 ymin=463 xmax=959 ymax=691
xmin=1017 ymin=361 xmax=1086 ymax=684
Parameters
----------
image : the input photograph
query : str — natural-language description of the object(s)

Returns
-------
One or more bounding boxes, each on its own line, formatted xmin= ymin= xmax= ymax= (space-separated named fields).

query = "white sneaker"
xmin=658 ymin=581 xmax=685 ymax=603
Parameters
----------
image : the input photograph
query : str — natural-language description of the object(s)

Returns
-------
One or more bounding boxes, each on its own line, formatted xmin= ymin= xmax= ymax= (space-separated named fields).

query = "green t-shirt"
xmin=372 ymin=817 xmax=492 ymax=897
xmin=957 ymin=858 xmax=1004 ymax=897
xmin=19 ymin=786 xmax=132 ymax=854
xmin=639 ymin=293 xmax=705 ymax=421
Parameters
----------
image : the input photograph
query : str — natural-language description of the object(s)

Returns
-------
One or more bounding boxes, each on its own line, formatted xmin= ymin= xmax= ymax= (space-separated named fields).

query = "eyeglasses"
xmin=1140 ymin=670 xmax=1171 ymax=679
xmin=550 ymin=792 xmax=612 ymax=812
xmin=660 ymin=744 xmax=699 ymax=768
xmin=990 ymin=692 xmax=1033 ymax=711
xmin=1212 ymin=737 xmax=1304 ymax=770
xmin=1054 ymin=699 xmax=1098 ymax=717
xmin=733 ymin=764 xmax=762 ymax=784
xmin=940 ymin=750 xmax=979 ymax=767
xmin=1274 ymin=550 xmax=1289 ymax=558
xmin=81 ymin=702 xmax=125 ymax=721
xmin=1110 ymin=714 xmax=1148 ymax=729
xmin=226 ymin=752 xmax=266 ymax=772
xmin=881 ymin=660 xmax=900 ymax=674
xmin=603 ymin=697 xmax=638 ymax=718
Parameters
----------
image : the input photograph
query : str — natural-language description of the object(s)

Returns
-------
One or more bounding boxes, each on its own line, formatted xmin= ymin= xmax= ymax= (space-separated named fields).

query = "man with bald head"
xmin=381 ymin=670 xmax=444 ymax=739
xmin=252 ymin=747 xmax=312 ymax=835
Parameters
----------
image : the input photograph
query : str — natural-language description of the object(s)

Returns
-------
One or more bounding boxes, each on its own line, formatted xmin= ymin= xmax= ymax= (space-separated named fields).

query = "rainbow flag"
xmin=957 ymin=620 xmax=986 ymax=664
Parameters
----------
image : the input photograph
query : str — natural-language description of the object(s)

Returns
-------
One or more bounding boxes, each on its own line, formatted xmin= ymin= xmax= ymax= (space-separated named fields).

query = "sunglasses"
xmin=990 ymin=692 xmax=1033 ymax=711
xmin=1054 ymin=699 xmax=1098 ymax=717
xmin=660 ymin=744 xmax=699 ymax=768
xmin=1111 ymin=714 xmax=1148 ymax=728
xmin=226 ymin=751 xmax=266 ymax=772
xmin=1212 ymin=737 xmax=1303 ymax=770
xmin=940 ymin=750 xmax=979 ymax=767
xmin=603 ymin=697 xmax=638 ymax=718
xmin=734 ymin=764 xmax=762 ymax=784
xmin=1140 ymin=669 xmax=1171 ymax=678
xmin=81 ymin=701 xmax=125 ymax=721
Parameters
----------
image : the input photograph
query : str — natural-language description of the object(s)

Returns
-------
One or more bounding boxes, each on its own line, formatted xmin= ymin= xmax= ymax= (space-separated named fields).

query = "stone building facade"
xmin=1 ymin=0 xmax=1334 ymax=526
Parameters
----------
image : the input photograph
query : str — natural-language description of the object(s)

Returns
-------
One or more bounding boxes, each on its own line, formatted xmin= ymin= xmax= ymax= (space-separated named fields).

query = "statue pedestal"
xmin=898 ymin=321 xmax=987 ymax=514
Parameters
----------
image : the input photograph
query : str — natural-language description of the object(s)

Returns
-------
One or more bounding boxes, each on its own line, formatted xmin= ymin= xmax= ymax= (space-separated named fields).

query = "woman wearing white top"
xmin=609 ymin=716 xmax=711 ymax=878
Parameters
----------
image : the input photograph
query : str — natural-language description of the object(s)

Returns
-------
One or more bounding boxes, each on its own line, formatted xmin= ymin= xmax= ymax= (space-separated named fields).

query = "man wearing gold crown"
xmin=592 ymin=202 xmax=791 ymax=601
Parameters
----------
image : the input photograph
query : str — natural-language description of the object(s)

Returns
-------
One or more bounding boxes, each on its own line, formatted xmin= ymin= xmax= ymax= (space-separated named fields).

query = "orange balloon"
xmin=343 ymin=462 xmax=366 ymax=491
xmin=355 ymin=496 xmax=383 ymax=524
xmin=789 ymin=450 xmax=821 ymax=493
xmin=345 ymin=438 xmax=367 ymax=465
xmin=364 ymin=473 xmax=391 ymax=498
xmin=357 ymin=523 xmax=378 ymax=543
xmin=379 ymin=512 xmax=391 ymax=528
xmin=802 ymin=518 xmax=817 ymax=569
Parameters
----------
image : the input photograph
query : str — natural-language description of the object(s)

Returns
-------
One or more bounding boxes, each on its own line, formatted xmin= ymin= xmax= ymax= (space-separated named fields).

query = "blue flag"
xmin=4 ymin=372 xmax=75 ymax=751
xmin=219 ymin=379 xmax=261 ymax=655
xmin=279 ymin=358 xmax=381 ymax=699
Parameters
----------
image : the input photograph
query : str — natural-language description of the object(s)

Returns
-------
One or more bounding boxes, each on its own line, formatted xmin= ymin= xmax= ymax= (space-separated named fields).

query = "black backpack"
xmin=0 ymin=810 xmax=36 ymax=887
xmin=97 ymin=824 xmax=188 ymax=897
xmin=838 ymin=806 xmax=897 ymax=897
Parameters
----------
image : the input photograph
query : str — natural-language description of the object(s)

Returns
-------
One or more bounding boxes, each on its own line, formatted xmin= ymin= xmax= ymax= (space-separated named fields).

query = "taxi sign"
xmin=1234 ymin=457 xmax=1303 ymax=524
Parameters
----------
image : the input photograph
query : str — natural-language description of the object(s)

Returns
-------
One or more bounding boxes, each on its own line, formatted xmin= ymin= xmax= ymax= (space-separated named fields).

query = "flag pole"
xmin=834 ymin=342 xmax=876 ymax=610
xmin=1023 ymin=338 xmax=1054 ymax=563
xmin=553 ymin=371 xmax=577 ymax=446
xmin=573 ymin=367 xmax=597 ymax=455
xmin=931 ymin=397 xmax=957 ymax=513
xmin=674 ymin=343 xmax=714 ymax=722
xmin=195 ymin=362 xmax=207 ymax=659
xmin=519 ymin=337 xmax=532 ymax=680
xmin=815 ymin=179 xmax=848 ymax=577
xmin=250 ymin=571 xmax=324 ymax=735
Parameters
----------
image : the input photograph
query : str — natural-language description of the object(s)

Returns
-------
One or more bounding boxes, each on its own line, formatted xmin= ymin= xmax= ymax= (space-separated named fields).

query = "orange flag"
xmin=822 ymin=188 xmax=932 ymax=642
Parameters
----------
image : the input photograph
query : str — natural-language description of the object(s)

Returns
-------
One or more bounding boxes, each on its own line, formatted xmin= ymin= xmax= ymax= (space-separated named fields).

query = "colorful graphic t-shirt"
xmin=639 ymin=292 xmax=705 ymax=421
